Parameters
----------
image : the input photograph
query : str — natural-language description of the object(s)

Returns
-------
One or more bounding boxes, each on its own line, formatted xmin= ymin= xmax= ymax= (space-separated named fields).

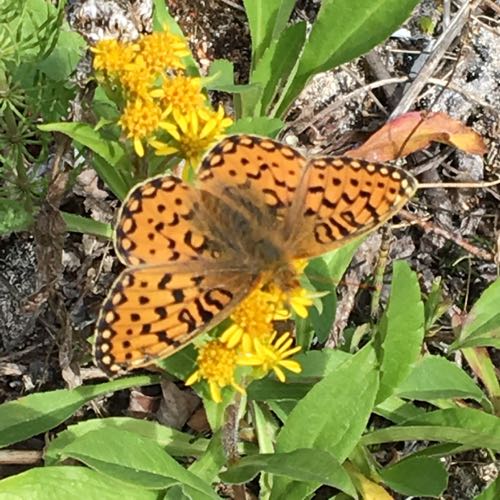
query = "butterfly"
xmin=94 ymin=134 xmax=417 ymax=374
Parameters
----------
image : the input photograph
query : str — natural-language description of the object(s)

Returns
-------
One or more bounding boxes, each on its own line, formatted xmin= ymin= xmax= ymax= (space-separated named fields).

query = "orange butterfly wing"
xmin=198 ymin=135 xmax=306 ymax=221
xmin=115 ymin=175 xmax=226 ymax=266
xmin=287 ymin=157 xmax=417 ymax=258
xmin=95 ymin=265 xmax=255 ymax=373
xmin=95 ymin=174 xmax=260 ymax=374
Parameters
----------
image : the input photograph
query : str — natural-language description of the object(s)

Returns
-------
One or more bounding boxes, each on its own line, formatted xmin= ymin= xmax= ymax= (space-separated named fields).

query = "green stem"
xmin=61 ymin=212 xmax=113 ymax=239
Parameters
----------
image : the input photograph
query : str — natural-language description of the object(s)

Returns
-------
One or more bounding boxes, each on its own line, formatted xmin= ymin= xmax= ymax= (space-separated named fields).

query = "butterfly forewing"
xmin=198 ymin=135 xmax=307 ymax=221
xmin=287 ymin=157 xmax=417 ymax=258
xmin=115 ymin=176 xmax=220 ymax=266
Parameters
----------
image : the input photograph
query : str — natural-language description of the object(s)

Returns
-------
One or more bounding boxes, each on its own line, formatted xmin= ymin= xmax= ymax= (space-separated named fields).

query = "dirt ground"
xmin=0 ymin=0 xmax=498 ymax=497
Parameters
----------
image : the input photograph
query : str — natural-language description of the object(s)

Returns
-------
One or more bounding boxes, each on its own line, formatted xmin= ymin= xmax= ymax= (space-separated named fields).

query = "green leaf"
xmin=247 ymin=350 xmax=351 ymax=402
xmin=276 ymin=0 xmax=420 ymax=116
xmin=376 ymin=261 xmax=424 ymax=403
xmin=38 ymin=122 xmax=129 ymax=199
xmin=298 ymin=239 xmax=363 ymax=346
xmin=157 ymin=343 xmax=197 ymax=380
xmin=204 ymin=59 xmax=235 ymax=91
xmin=396 ymin=355 xmax=485 ymax=403
xmin=461 ymin=348 xmax=500 ymax=414
xmin=61 ymin=212 xmax=112 ymax=239
xmin=39 ymin=122 xmax=125 ymax=166
xmin=272 ymin=345 xmax=378 ymax=498
xmin=221 ymin=449 xmax=356 ymax=498
xmin=243 ymin=21 xmax=306 ymax=117
xmin=362 ymin=408 xmax=500 ymax=451
xmin=36 ymin=28 xmax=85 ymax=81
xmin=322 ymin=238 xmax=365 ymax=284
xmin=298 ymin=258 xmax=333 ymax=347
xmin=243 ymin=0 xmax=294 ymax=67
xmin=61 ymin=428 xmax=219 ymax=498
xmin=45 ymin=417 xmax=210 ymax=465
xmin=187 ymin=431 xmax=226 ymax=487
xmin=451 ymin=279 xmax=500 ymax=350
xmin=204 ymin=59 xmax=256 ymax=93
xmin=475 ymin=477 xmax=500 ymax=500
xmin=423 ymin=277 xmax=450 ymax=333
xmin=0 ymin=375 xmax=158 ymax=448
xmin=289 ymin=349 xmax=352 ymax=380
xmin=228 ymin=117 xmax=283 ymax=137
xmin=0 ymin=466 xmax=157 ymax=500
xmin=248 ymin=379 xmax=313 ymax=402
xmin=380 ymin=456 xmax=448 ymax=497
xmin=374 ymin=396 xmax=425 ymax=424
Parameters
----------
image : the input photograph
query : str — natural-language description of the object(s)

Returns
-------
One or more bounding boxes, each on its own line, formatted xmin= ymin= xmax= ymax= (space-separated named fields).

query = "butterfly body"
xmin=95 ymin=135 xmax=417 ymax=375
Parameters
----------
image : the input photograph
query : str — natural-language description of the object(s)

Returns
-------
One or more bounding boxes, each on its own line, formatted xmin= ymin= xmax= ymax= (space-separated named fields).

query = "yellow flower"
xmin=238 ymin=332 xmax=302 ymax=382
xmin=220 ymin=286 xmax=288 ymax=348
xmin=118 ymin=55 xmax=156 ymax=97
xmin=288 ymin=286 xmax=315 ymax=318
xmin=118 ymin=98 xmax=169 ymax=157
xmin=138 ymin=30 xmax=191 ymax=74
xmin=186 ymin=340 xmax=245 ymax=403
xmin=152 ymin=105 xmax=233 ymax=166
xmin=92 ymin=39 xmax=137 ymax=76
xmin=153 ymin=75 xmax=206 ymax=119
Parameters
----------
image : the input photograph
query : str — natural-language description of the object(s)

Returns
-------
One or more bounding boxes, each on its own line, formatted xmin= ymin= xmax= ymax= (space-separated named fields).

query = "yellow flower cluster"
xmin=91 ymin=29 xmax=232 ymax=164
xmin=186 ymin=268 xmax=314 ymax=403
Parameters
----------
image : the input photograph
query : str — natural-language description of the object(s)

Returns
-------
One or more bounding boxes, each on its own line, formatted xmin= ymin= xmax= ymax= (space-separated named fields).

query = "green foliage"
xmin=0 ymin=375 xmax=158 ymax=447
xmin=379 ymin=456 xmax=448 ymax=496
xmin=0 ymin=0 xmax=84 ymax=235
xmin=231 ymin=0 xmax=421 ymax=119
xmin=451 ymin=278 xmax=500 ymax=350
xmin=1 ymin=261 xmax=499 ymax=497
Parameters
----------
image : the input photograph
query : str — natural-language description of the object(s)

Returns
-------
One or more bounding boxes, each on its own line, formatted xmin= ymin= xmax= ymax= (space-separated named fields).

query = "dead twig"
xmin=399 ymin=209 xmax=495 ymax=261
xmin=390 ymin=0 xmax=472 ymax=118
xmin=0 ymin=450 xmax=43 ymax=465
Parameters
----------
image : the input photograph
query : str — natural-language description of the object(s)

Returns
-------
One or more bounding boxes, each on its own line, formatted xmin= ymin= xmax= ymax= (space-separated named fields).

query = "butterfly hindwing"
xmin=94 ymin=265 xmax=257 ymax=374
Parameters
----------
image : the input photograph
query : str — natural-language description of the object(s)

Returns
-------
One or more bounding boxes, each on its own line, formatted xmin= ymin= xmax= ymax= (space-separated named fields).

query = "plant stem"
xmin=223 ymin=392 xmax=246 ymax=499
